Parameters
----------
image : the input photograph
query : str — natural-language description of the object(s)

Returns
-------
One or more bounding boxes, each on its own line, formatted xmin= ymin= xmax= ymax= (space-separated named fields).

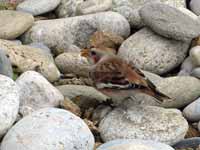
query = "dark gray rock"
xmin=173 ymin=137 xmax=200 ymax=149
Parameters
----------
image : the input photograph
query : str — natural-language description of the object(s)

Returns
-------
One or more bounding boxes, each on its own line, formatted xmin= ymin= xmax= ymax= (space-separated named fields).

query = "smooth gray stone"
xmin=99 ymin=106 xmax=188 ymax=145
xmin=140 ymin=3 xmax=200 ymax=41
xmin=183 ymin=97 xmax=200 ymax=122
xmin=190 ymin=0 xmax=200 ymax=15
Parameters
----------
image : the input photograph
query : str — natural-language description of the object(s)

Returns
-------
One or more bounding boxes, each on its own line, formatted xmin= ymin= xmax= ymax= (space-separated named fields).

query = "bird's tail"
xmin=141 ymin=87 xmax=170 ymax=104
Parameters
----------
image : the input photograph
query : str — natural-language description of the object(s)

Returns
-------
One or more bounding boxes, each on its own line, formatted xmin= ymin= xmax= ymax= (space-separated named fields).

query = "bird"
xmin=81 ymin=48 xmax=170 ymax=104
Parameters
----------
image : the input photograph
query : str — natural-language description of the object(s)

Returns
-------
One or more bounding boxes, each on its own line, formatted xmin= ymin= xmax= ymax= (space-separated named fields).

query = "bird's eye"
xmin=91 ymin=51 xmax=96 ymax=56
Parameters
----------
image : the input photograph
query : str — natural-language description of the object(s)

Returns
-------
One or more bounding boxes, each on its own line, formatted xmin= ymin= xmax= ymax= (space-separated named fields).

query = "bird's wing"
xmin=90 ymin=56 xmax=149 ymax=89
xmin=91 ymin=56 xmax=170 ymax=102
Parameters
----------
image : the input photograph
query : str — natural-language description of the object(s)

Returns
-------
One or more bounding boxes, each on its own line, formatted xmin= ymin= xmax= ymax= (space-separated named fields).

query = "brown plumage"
xmin=81 ymin=48 xmax=170 ymax=103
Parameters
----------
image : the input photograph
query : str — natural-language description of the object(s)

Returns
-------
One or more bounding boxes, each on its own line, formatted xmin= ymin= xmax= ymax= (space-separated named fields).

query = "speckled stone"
xmin=0 ymin=10 xmax=34 ymax=40
xmin=99 ymin=106 xmax=188 ymax=145
xmin=0 ymin=75 xmax=19 ymax=138
xmin=55 ymin=0 xmax=83 ymax=18
xmin=76 ymin=0 xmax=112 ymax=15
xmin=1 ymin=108 xmax=95 ymax=150
xmin=118 ymin=28 xmax=189 ymax=75
xmin=16 ymin=71 xmax=64 ymax=116
xmin=22 ymin=11 xmax=130 ymax=54
xmin=0 ymin=39 xmax=60 ymax=82
xmin=55 ymin=52 xmax=90 ymax=77
xmin=17 ymin=0 xmax=61 ymax=16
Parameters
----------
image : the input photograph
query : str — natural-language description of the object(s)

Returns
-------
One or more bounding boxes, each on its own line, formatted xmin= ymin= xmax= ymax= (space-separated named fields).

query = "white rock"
xmin=16 ymin=71 xmax=64 ymax=116
xmin=0 ymin=75 xmax=19 ymax=138
xmin=1 ymin=108 xmax=95 ymax=150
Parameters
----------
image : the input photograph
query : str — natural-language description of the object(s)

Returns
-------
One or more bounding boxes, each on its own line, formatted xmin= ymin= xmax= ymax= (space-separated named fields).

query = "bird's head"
xmin=81 ymin=48 xmax=111 ymax=64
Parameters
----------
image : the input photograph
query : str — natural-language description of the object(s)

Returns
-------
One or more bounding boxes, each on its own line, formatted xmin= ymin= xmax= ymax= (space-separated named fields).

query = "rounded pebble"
xmin=1 ymin=108 xmax=95 ymax=150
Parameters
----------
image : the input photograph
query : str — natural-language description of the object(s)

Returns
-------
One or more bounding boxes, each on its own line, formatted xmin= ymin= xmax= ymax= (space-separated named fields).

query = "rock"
xmin=0 ymin=40 xmax=61 ymax=82
xmin=112 ymin=6 xmax=144 ymax=28
xmin=160 ymin=0 xmax=186 ymax=7
xmin=1 ymin=108 xmax=95 ymax=150
xmin=55 ymin=52 xmax=90 ymax=77
xmin=76 ymin=0 xmax=112 ymax=15
xmin=28 ymin=42 xmax=54 ymax=61
xmin=97 ymin=139 xmax=175 ymax=150
xmin=119 ymin=76 xmax=200 ymax=108
xmin=60 ymin=97 xmax=81 ymax=117
xmin=178 ymin=56 xmax=196 ymax=76
xmin=56 ymin=85 xmax=110 ymax=109
xmin=183 ymin=97 xmax=200 ymax=122
xmin=55 ymin=0 xmax=83 ymax=18
xmin=89 ymin=31 xmax=124 ymax=50
xmin=139 ymin=3 xmax=200 ymax=42
xmin=22 ymin=11 xmax=130 ymax=54
xmin=178 ymin=7 xmax=198 ymax=20
xmin=16 ymin=71 xmax=64 ymax=116
xmin=0 ymin=49 xmax=13 ymax=78
xmin=112 ymin=0 xmax=185 ymax=28
xmin=190 ymin=46 xmax=200 ymax=66
xmin=99 ymin=106 xmax=188 ymax=145
xmin=198 ymin=122 xmax=200 ymax=132
xmin=158 ymin=76 xmax=200 ymax=108
xmin=64 ymin=44 xmax=81 ymax=53
xmin=173 ymin=137 xmax=200 ymax=149
xmin=92 ymin=105 xmax=112 ymax=123
xmin=0 ymin=10 xmax=34 ymax=40
xmin=0 ymin=75 xmax=19 ymax=138
xmin=191 ymin=67 xmax=200 ymax=78
xmin=190 ymin=0 xmax=200 ymax=15
xmin=17 ymin=0 xmax=61 ymax=16
xmin=118 ymin=28 xmax=189 ymax=75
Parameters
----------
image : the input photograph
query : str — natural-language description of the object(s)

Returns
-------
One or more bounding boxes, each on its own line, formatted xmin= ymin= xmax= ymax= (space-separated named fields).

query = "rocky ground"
xmin=1 ymin=0 xmax=200 ymax=150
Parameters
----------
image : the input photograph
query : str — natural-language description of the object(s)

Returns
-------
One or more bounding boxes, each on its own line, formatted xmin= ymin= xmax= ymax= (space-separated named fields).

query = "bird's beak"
xmin=81 ymin=49 xmax=90 ymax=57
